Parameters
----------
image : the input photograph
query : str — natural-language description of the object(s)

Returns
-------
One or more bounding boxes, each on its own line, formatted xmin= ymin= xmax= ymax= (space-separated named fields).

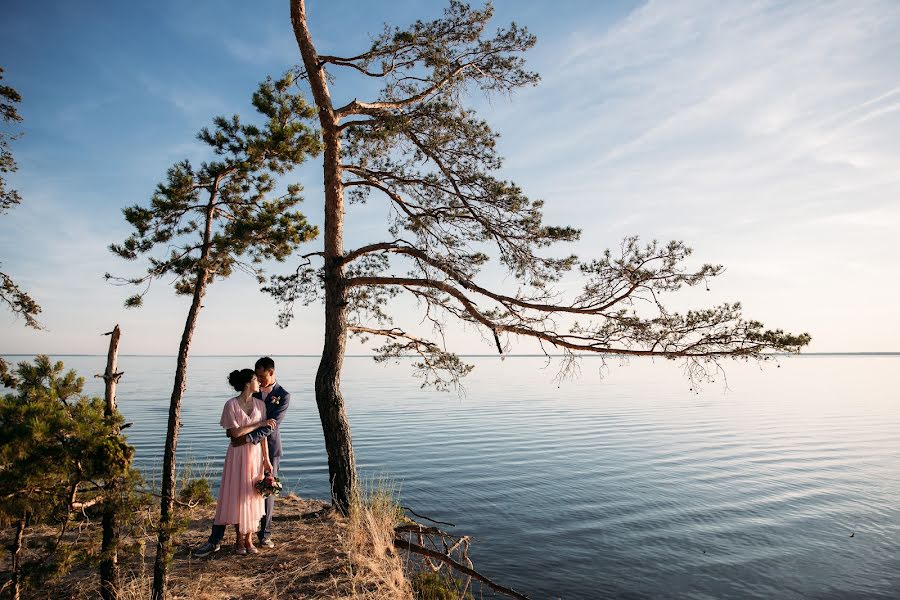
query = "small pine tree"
xmin=107 ymin=74 xmax=321 ymax=600
xmin=0 ymin=356 xmax=140 ymax=600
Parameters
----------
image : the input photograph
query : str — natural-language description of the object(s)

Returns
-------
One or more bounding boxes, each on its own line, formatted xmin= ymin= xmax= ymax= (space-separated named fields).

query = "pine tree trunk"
xmin=11 ymin=511 xmax=29 ymax=600
xmin=100 ymin=510 xmax=118 ymax=600
xmin=151 ymin=197 xmax=216 ymax=600
xmin=151 ymin=276 xmax=207 ymax=600
xmin=100 ymin=325 xmax=122 ymax=600
xmin=291 ymin=0 xmax=357 ymax=513
xmin=316 ymin=256 xmax=356 ymax=513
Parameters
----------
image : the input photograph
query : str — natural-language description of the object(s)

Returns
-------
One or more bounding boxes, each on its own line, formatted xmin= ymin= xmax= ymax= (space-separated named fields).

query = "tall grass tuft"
xmin=346 ymin=474 xmax=414 ymax=600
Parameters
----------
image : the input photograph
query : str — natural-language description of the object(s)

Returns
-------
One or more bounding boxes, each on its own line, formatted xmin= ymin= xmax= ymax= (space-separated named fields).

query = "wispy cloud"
xmin=222 ymin=32 xmax=298 ymax=65
xmin=136 ymin=73 xmax=228 ymax=119
xmin=476 ymin=0 xmax=900 ymax=350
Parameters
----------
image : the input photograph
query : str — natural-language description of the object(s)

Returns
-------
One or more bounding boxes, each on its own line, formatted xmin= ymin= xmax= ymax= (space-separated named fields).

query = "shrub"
xmin=411 ymin=572 xmax=474 ymax=600
xmin=0 ymin=355 xmax=143 ymax=597
xmin=179 ymin=477 xmax=214 ymax=506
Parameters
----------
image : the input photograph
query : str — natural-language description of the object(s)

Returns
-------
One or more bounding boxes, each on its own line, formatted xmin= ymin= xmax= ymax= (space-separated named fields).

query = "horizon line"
xmin=2 ymin=352 xmax=899 ymax=358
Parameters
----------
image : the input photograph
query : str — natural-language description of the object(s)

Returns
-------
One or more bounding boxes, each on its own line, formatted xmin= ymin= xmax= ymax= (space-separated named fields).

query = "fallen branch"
xmin=394 ymin=537 xmax=531 ymax=600
xmin=394 ymin=523 xmax=452 ymax=537
xmin=400 ymin=505 xmax=455 ymax=527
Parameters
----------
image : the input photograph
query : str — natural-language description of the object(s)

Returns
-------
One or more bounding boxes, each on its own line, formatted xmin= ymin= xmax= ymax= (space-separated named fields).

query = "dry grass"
xmin=345 ymin=478 xmax=413 ymax=600
xmin=3 ymin=494 xmax=415 ymax=600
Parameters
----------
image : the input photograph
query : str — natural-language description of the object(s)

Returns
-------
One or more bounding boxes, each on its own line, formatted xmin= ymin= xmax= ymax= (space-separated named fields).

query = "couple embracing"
xmin=194 ymin=356 xmax=290 ymax=557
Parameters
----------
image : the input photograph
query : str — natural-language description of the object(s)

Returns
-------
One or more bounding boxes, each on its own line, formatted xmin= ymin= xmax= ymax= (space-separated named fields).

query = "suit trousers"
xmin=258 ymin=455 xmax=280 ymax=542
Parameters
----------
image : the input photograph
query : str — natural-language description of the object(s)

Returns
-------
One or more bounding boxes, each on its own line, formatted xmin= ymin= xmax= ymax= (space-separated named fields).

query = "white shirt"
xmin=260 ymin=380 xmax=277 ymax=401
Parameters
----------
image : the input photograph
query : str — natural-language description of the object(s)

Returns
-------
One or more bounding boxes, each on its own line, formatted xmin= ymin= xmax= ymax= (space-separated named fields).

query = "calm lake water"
xmin=4 ymin=354 xmax=899 ymax=599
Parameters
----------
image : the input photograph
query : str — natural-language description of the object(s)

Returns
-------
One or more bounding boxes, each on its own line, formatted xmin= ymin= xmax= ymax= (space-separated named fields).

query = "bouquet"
xmin=255 ymin=471 xmax=283 ymax=497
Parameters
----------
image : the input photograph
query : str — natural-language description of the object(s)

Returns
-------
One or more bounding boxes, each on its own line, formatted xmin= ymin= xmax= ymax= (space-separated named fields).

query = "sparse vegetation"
xmin=411 ymin=572 xmax=475 ymax=600
xmin=176 ymin=459 xmax=215 ymax=507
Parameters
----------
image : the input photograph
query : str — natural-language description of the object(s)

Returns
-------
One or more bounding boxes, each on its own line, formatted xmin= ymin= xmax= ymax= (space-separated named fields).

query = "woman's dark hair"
xmin=227 ymin=368 xmax=255 ymax=392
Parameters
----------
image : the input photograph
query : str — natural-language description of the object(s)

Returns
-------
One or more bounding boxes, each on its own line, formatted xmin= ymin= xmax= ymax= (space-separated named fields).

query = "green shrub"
xmin=179 ymin=477 xmax=214 ymax=506
xmin=411 ymin=571 xmax=474 ymax=600
xmin=0 ymin=355 xmax=144 ymax=596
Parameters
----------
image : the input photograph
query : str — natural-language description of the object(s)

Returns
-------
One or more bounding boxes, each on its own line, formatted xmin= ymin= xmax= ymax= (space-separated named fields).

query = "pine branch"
xmin=0 ymin=269 xmax=42 ymax=330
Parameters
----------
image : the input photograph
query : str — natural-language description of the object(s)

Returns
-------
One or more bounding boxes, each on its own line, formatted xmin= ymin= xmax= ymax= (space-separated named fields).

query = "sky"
xmin=1 ymin=0 xmax=899 ymax=356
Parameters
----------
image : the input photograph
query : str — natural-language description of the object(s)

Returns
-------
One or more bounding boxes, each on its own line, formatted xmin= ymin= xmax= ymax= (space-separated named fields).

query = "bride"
xmin=213 ymin=368 xmax=275 ymax=554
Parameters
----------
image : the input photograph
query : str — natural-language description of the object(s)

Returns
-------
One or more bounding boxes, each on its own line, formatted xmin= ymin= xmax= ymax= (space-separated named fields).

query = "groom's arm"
xmin=248 ymin=393 xmax=290 ymax=443
xmin=233 ymin=392 xmax=290 ymax=446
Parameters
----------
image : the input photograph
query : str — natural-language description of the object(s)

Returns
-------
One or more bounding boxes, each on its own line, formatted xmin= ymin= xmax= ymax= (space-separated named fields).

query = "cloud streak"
xmin=478 ymin=0 xmax=900 ymax=350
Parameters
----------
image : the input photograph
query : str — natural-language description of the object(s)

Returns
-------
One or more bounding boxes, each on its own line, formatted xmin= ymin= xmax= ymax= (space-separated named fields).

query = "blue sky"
xmin=1 ymin=0 xmax=899 ymax=356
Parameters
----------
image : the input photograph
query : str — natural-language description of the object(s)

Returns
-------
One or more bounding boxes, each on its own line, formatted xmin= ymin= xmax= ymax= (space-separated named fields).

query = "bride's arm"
xmin=227 ymin=417 xmax=276 ymax=440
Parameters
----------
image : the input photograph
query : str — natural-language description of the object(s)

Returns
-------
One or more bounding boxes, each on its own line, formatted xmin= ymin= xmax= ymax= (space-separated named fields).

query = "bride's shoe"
xmin=234 ymin=543 xmax=247 ymax=556
xmin=246 ymin=544 xmax=259 ymax=555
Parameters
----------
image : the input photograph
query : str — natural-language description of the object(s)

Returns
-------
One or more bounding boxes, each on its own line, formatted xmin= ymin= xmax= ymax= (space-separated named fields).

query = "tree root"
xmin=394 ymin=536 xmax=531 ymax=600
xmin=394 ymin=519 xmax=530 ymax=600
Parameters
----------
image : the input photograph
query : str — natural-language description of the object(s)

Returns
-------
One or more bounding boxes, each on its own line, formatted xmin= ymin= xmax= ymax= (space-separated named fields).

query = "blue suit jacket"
xmin=247 ymin=383 xmax=290 ymax=458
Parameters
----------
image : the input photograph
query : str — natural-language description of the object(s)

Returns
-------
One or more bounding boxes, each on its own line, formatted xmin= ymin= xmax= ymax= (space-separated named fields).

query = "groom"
xmin=194 ymin=356 xmax=291 ymax=557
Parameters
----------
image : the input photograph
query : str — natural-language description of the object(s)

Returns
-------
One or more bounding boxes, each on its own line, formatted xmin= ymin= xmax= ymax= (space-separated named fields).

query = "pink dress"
xmin=214 ymin=396 xmax=266 ymax=533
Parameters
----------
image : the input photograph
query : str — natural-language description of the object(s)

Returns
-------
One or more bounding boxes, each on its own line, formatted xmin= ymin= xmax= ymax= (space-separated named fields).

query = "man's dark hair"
xmin=255 ymin=356 xmax=275 ymax=371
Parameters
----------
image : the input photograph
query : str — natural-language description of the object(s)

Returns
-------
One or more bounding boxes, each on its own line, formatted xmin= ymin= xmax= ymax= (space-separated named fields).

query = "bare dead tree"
xmin=98 ymin=326 xmax=124 ymax=600
xmin=278 ymin=0 xmax=811 ymax=513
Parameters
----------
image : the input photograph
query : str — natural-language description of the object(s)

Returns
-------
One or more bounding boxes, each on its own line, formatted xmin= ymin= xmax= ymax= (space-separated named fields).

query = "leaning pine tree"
xmin=108 ymin=76 xmax=321 ymax=600
xmin=275 ymin=0 xmax=811 ymax=513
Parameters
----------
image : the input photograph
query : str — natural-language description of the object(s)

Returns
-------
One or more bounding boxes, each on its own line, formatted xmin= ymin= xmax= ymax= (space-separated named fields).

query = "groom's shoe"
xmin=193 ymin=542 xmax=220 ymax=558
xmin=259 ymin=538 xmax=275 ymax=548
